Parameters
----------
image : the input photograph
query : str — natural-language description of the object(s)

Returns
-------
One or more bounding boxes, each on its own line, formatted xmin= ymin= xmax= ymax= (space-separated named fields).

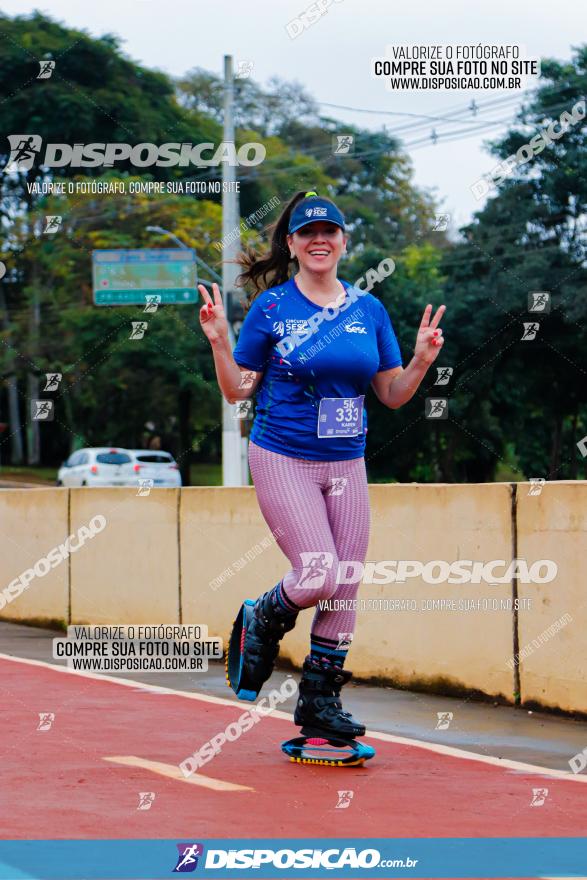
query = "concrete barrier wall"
xmin=179 ymin=484 xmax=515 ymax=700
xmin=0 ymin=489 xmax=69 ymax=622
xmin=0 ymin=482 xmax=584 ymax=712
xmin=70 ymin=488 xmax=180 ymax=625
xmin=517 ymin=482 xmax=587 ymax=713
xmin=348 ymin=484 xmax=514 ymax=698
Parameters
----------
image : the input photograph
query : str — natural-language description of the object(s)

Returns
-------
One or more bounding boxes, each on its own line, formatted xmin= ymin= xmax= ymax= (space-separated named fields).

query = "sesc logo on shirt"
xmin=344 ymin=321 xmax=367 ymax=334
xmin=232 ymin=277 xmax=403 ymax=461
xmin=273 ymin=319 xmax=308 ymax=337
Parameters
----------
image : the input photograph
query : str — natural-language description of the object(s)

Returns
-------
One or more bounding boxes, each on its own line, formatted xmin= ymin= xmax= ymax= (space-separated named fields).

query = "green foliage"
xmin=437 ymin=45 xmax=587 ymax=480
xmin=0 ymin=11 xmax=585 ymax=482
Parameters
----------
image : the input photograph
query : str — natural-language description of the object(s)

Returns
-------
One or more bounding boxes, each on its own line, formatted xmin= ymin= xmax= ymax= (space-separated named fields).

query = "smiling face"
xmin=287 ymin=221 xmax=347 ymax=274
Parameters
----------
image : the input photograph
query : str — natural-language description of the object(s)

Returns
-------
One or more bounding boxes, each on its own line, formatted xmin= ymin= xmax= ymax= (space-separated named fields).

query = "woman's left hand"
xmin=413 ymin=303 xmax=446 ymax=365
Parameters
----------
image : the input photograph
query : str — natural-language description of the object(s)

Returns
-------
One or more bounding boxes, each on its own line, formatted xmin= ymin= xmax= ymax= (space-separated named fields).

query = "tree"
xmin=439 ymin=45 xmax=587 ymax=480
xmin=0 ymin=10 xmax=212 ymax=464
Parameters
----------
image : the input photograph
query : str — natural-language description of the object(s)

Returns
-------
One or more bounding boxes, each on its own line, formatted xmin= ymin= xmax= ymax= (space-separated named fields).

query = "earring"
xmin=290 ymin=252 xmax=295 ymax=259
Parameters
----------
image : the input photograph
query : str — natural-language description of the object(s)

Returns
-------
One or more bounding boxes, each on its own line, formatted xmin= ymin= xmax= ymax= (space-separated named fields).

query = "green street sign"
xmin=92 ymin=249 xmax=198 ymax=305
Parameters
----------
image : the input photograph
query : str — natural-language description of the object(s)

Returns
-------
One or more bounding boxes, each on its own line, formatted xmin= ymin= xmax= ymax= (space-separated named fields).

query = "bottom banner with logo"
xmin=0 ymin=838 xmax=586 ymax=878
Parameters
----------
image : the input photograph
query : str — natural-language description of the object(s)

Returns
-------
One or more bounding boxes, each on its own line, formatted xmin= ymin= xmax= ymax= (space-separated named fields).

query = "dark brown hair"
xmin=236 ymin=190 xmax=341 ymax=308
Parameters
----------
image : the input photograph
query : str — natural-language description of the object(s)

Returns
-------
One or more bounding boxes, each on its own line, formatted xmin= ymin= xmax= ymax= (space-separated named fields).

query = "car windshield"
xmin=135 ymin=454 xmax=173 ymax=463
xmin=96 ymin=452 xmax=131 ymax=465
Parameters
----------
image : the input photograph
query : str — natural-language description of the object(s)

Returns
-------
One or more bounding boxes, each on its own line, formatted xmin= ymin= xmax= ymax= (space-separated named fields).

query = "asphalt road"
xmin=2 ymin=619 xmax=587 ymax=772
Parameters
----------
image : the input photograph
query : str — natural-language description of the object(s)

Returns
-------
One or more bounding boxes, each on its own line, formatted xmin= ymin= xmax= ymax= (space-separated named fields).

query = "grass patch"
xmin=189 ymin=462 xmax=224 ymax=486
xmin=0 ymin=466 xmax=57 ymax=484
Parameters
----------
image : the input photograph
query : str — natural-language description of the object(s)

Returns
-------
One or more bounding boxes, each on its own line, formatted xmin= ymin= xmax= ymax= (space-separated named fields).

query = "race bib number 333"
xmin=317 ymin=396 xmax=365 ymax=438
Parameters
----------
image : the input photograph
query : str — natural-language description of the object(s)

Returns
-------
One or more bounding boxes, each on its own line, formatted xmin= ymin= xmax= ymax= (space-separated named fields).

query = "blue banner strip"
xmin=1 ymin=837 xmax=586 ymax=879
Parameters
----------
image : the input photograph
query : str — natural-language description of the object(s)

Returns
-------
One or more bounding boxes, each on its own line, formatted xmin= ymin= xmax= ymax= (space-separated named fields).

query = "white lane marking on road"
xmin=103 ymin=755 xmax=253 ymax=791
xmin=2 ymin=652 xmax=586 ymax=784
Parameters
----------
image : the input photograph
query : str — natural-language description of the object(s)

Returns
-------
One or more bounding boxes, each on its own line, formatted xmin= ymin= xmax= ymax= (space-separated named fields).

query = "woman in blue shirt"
xmin=199 ymin=191 xmax=445 ymax=755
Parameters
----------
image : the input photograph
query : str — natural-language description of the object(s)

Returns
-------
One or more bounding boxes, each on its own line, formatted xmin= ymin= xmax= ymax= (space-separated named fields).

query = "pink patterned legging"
xmin=247 ymin=440 xmax=370 ymax=645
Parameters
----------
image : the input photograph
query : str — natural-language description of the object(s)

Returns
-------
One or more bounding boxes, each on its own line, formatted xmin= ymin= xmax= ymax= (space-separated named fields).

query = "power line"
xmin=318 ymin=94 xmax=522 ymax=130
xmin=1 ymin=237 xmax=583 ymax=325
xmin=177 ymin=89 xmax=585 ymax=186
xmin=317 ymin=86 xmax=539 ymax=120
xmin=315 ymin=80 xmax=577 ymax=137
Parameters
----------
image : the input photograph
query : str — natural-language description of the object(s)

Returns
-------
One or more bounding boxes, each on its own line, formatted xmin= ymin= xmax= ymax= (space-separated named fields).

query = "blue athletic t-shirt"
xmin=233 ymin=277 xmax=402 ymax=461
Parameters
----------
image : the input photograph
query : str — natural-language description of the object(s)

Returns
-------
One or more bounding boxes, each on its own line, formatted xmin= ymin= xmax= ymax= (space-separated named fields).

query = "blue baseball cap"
xmin=288 ymin=193 xmax=346 ymax=234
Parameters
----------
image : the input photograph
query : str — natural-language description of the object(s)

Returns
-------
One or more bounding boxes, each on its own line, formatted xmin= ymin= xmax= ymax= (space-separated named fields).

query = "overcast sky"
xmin=6 ymin=0 xmax=584 ymax=231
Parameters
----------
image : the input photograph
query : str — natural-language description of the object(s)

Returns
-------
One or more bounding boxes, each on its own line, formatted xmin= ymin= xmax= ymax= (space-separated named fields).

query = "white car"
xmin=127 ymin=450 xmax=182 ymax=488
xmin=57 ymin=448 xmax=134 ymax=487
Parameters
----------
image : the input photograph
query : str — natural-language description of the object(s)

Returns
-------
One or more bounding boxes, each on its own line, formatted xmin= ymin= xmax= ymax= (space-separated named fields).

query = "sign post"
xmin=92 ymin=249 xmax=197 ymax=306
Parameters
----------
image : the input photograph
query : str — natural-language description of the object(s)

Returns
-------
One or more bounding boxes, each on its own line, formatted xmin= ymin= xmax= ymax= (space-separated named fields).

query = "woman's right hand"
xmin=198 ymin=283 xmax=229 ymax=345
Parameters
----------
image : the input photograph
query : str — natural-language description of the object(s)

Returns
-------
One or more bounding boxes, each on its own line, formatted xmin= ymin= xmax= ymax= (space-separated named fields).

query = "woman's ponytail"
xmin=236 ymin=190 xmax=307 ymax=306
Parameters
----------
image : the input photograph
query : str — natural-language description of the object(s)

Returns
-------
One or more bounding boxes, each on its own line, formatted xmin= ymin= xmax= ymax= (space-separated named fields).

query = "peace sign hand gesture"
xmin=198 ymin=283 xmax=229 ymax=345
xmin=414 ymin=303 xmax=446 ymax=366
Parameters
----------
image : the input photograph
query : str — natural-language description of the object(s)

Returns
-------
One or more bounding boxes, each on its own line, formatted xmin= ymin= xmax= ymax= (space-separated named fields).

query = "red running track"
xmin=2 ymin=655 xmax=586 ymax=847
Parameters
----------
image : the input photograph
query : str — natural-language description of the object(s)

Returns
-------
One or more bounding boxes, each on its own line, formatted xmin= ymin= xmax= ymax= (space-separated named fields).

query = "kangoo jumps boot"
xmin=226 ymin=588 xmax=298 ymax=701
xmin=294 ymin=655 xmax=366 ymax=739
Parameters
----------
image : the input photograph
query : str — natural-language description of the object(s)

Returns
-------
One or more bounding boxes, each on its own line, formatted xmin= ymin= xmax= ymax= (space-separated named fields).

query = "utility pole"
xmin=222 ymin=54 xmax=247 ymax=486
xmin=145 ymin=225 xmax=223 ymax=488
xmin=27 ymin=220 xmax=41 ymax=464
xmin=0 ymin=285 xmax=24 ymax=464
